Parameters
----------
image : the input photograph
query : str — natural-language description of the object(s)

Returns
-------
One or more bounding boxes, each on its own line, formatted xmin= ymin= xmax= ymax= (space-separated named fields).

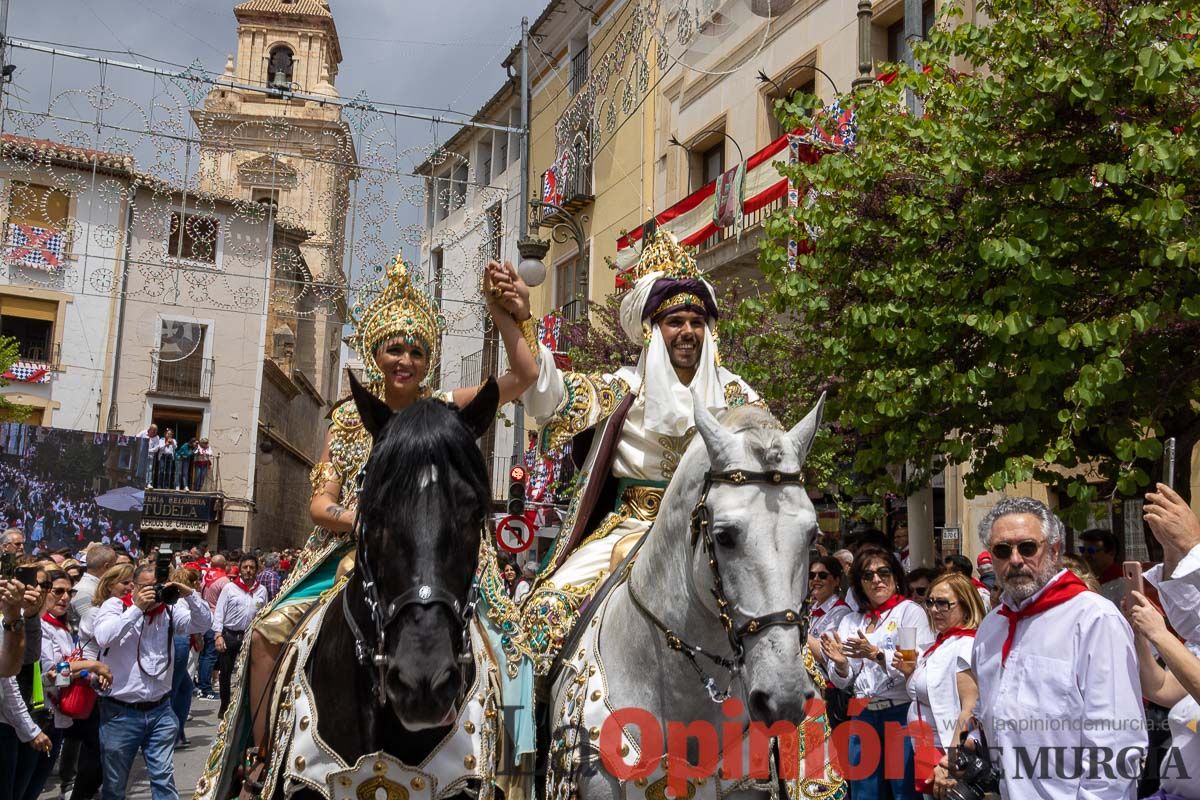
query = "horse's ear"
xmin=458 ymin=377 xmax=499 ymax=439
xmin=349 ymin=372 xmax=393 ymax=440
xmin=786 ymin=391 xmax=826 ymax=466
xmin=691 ymin=388 xmax=737 ymax=467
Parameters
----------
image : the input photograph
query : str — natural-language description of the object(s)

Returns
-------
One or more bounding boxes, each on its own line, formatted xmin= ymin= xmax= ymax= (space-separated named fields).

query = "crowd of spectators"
xmin=809 ymin=487 xmax=1200 ymax=800
xmin=0 ymin=540 xmax=298 ymax=800
xmin=0 ymin=462 xmax=130 ymax=555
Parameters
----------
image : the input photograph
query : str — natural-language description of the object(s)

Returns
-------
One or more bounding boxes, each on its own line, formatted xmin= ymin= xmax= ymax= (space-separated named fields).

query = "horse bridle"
xmin=628 ymin=468 xmax=812 ymax=703
xmin=341 ymin=466 xmax=481 ymax=707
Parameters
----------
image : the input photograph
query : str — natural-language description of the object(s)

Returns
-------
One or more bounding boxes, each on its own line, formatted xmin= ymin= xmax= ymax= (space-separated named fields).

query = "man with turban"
xmin=487 ymin=231 xmax=763 ymax=674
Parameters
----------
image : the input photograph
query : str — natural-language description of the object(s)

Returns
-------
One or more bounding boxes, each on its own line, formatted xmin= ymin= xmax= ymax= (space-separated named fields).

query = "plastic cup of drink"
xmin=898 ymin=626 xmax=918 ymax=662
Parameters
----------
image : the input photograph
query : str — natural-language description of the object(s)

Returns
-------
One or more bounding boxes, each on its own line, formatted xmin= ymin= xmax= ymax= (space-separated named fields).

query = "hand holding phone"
xmin=1162 ymin=437 xmax=1176 ymax=491
xmin=1123 ymin=561 xmax=1143 ymax=596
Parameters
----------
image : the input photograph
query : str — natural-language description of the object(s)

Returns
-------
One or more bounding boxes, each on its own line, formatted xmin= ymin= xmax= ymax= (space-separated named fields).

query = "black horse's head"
xmin=348 ymin=373 xmax=497 ymax=730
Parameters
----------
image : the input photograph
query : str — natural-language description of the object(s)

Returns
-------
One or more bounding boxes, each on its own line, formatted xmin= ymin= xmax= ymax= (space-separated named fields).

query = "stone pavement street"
xmin=39 ymin=697 xmax=221 ymax=800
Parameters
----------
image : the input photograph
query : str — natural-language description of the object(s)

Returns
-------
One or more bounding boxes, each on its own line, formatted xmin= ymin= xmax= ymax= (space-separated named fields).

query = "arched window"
xmin=268 ymin=46 xmax=294 ymax=89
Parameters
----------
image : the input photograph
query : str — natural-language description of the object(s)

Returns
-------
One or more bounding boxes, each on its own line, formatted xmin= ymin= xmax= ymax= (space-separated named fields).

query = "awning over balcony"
xmin=615 ymin=129 xmax=821 ymax=272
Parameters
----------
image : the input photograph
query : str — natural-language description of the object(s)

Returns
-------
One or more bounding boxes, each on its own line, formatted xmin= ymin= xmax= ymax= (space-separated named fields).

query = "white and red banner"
xmin=4 ymin=223 xmax=66 ymax=271
xmin=616 ymin=129 xmax=819 ymax=272
xmin=3 ymin=361 xmax=50 ymax=384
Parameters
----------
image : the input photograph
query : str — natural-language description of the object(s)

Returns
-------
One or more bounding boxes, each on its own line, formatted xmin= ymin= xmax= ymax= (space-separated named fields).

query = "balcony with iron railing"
xmin=540 ymin=157 xmax=594 ymax=222
xmin=491 ymin=454 xmax=516 ymax=502
xmin=460 ymin=348 xmax=483 ymax=386
xmin=570 ymin=47 xmax=589 ymax=96
xmin=10 ymin=340 xmax=61 ymax=371
xmin=556 ymin=298 xmax=586 ymax=323
xmin=143 ymin=450 xmax=221 ymax=493
xmin=149 ymin=350 xmax=214 ymax=400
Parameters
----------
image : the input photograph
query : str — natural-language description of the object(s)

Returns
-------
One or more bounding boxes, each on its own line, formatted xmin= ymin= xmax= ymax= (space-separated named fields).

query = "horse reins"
xmin=341 ymin=465 xmax=481 ymax=707
xmin=628 ymin=468 xmax=812 ymax=703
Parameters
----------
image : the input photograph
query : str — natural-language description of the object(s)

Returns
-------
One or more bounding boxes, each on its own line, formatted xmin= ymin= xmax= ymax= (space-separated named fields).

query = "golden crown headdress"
xmin=349 ymin=254 xmax=444 ymax=384
xmin=628 ymin=229 xmax=702 ymax=282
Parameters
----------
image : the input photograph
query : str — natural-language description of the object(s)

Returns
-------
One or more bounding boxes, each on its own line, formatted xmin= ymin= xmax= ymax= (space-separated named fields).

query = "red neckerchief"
xmin=923 ymin=626 xmax=976 ymax=658
xmin=41 ymin=612 xmax=69 ymax=631
xmin=970 ymin=577 xmax=988 ymax=591
xmin=996 ymin=571 xmax=1089 ymax=666
xmin=121 ymin=592 xmax=167 ymax=621
xmin=864 ymin=593 xmax=905 ymax=622
xmin=812 ymin=598 xmax=849 ymax=618
xmin=202 ymin=568 xmax=226 ymax=590
xmin=1098 ymin=562 xmax=1124 ymax=585
xmin=232 ymin=578 xmax=260 ymax=596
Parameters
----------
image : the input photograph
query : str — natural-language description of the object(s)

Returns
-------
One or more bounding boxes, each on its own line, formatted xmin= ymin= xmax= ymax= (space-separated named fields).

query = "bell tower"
xmin=193 ymin=0 xmax=356 ymax=407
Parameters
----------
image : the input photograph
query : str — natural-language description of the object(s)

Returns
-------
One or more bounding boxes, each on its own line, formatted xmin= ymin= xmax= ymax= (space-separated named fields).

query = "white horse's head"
xmin=684 ymin=394 xmax=825 ymax=725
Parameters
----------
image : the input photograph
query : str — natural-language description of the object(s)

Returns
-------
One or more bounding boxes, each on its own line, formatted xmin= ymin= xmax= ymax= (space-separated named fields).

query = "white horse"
xmin=546 ymin=397 xmax=845 ymax=800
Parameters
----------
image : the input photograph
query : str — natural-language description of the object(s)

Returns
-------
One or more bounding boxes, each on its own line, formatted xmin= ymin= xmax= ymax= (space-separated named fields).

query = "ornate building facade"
xmin=192 ymin=0 xmax=355 ymax=407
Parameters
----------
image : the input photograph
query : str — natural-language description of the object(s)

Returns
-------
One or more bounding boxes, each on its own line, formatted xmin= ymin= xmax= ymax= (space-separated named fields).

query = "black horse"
xmin=296 ymin=375 xmax=498 ymax=786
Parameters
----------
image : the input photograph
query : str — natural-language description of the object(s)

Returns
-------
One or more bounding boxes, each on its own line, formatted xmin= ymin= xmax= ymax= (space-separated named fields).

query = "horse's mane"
xmin=650 ymin=404 xmax=790 ymax=555
xmin=358 ymin=399 xmax=491 ymax=531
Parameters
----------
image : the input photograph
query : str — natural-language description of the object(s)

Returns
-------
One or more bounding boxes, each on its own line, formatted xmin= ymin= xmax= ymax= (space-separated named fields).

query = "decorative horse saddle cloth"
xmin=265 ymin=585 xmax=505 ymax=800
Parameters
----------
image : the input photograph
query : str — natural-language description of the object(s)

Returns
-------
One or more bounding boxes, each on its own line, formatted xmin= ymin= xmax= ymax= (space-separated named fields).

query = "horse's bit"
xmin=342 ymin=466 xmax=481 ymax=707
xmin=629 ymin=468 xmax=812 ymax=703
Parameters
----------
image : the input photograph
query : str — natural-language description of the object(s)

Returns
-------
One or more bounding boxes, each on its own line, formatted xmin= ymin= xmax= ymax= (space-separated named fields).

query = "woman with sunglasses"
xmin=822 ymin=546 xmax=934 ymax=800
xmin=808 ymin=556 xmax=851 ymax=665
xmin=33 ymin=570 xmax=111 ymax=800
xmin=892 ymin=572 xmax=985 ymax=795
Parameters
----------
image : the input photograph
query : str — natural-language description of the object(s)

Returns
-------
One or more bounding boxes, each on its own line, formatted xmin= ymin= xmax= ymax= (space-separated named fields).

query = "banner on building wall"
xmin=0 ymin=423 xmax=147 ymax=558
xmin=2 ymin=362 xmax=51 ymax=383
xmin=614 ymin=128 xmax=821 ymax=271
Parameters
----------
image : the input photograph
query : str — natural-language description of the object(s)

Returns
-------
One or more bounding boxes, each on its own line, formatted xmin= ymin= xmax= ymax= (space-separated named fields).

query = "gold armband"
xmin=309 ymin=461 xmax=340 ymax=497
xmin=519 ymin=316 xmax=541 ymax=357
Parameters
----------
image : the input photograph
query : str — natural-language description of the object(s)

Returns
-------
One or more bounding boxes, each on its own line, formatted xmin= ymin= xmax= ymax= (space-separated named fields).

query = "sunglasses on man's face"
xmin=862 ymin=568 xmax=894 ymax=582
xmin=991 ymin=540 xmax=1042 ymax=560
xmin=49 ymin=587 xmax=76 ymax=597
xmin=911 ymin=585 xmax=929 ymax=597
xmin=1078 ymin=544 xmax=1099 ymax=556
xmin=809 ymin=571 xmax=831 ymax=581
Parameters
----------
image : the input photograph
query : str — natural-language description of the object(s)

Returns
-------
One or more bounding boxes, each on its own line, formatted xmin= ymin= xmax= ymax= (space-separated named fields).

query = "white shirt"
xmin=212 ymin=581 xmax=269 ymax=635
xmin=94 ymin=593 xmax=211 ymax=703
xmin=971 ymin=571 xmax=1146 ymax=800
xmin=907 ymin=632 xmax=975 ymax=750
xmin=809 ymin=593 xmax=852 ymax=639
xmin=828 ymin=597 xmax=934 ymax=703
xmin=71 ymin=573 xmax=99 ymax=620
xmin=40 ymin=617 xmax=76 ymax=730
xmin=0 ymin=675 xmax=40 ymax=742
xmin=1145 ymin=544 xmax=1200 ymax=647
xmin=1146 ymin=547 xmax=1200 ymax=797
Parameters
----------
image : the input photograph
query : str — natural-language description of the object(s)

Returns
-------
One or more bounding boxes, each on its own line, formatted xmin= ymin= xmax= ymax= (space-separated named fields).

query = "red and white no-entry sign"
xmin=495 ymin=514 xmax=535 ymax=553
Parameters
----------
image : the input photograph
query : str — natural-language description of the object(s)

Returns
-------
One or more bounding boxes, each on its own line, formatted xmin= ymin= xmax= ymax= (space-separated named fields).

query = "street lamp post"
xmin=515 ymin=199 xmax=589 ymax=287
xmin=853 ymin=0 xmax=874 ymax=90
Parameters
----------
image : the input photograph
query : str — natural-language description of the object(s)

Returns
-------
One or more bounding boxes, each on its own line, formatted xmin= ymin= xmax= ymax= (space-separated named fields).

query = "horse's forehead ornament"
xmin=418 ymin=585 xmax=433 ymax=601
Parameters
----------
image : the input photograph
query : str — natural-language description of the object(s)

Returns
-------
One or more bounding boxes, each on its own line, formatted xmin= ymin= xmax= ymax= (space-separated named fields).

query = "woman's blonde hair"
xmin=170 ymin=567 xmax=200 ymax=588
xmin=927 ymin=572 xmax=987 ymax=629
xmin=93 ymin=564 xmax=135 ymax=607
xmin=1061 ymin=554 xmax=1101 ymax=593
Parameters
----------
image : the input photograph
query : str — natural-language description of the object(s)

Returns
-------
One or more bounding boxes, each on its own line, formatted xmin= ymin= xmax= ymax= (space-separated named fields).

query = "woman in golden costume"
xmin=199 ymin=254 xmax=536 ymax=794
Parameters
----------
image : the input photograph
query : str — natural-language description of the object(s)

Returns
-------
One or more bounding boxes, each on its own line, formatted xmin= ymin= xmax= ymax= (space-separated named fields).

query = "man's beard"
xmin=668 ymin=338 xmax=701 ymax=371
xmin=999 ymin=556 xmax=1061 ymax=604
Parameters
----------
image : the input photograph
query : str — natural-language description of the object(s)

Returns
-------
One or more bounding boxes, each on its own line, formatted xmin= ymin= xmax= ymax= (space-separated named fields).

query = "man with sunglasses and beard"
xmin=936 ymin=497 xmax=1146 ymax=800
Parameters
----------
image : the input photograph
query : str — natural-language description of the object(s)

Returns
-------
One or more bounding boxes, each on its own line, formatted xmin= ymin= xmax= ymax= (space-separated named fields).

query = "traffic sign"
xmin=495 ymin=514 xmax=535 ymax=553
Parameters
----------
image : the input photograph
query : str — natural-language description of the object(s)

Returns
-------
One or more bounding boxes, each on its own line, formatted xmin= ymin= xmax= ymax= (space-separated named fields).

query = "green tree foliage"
xmin=745 ymin=0 xmax=1200 ymax=519
xmin=0 ymin=336 xmax=30 ymax=423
